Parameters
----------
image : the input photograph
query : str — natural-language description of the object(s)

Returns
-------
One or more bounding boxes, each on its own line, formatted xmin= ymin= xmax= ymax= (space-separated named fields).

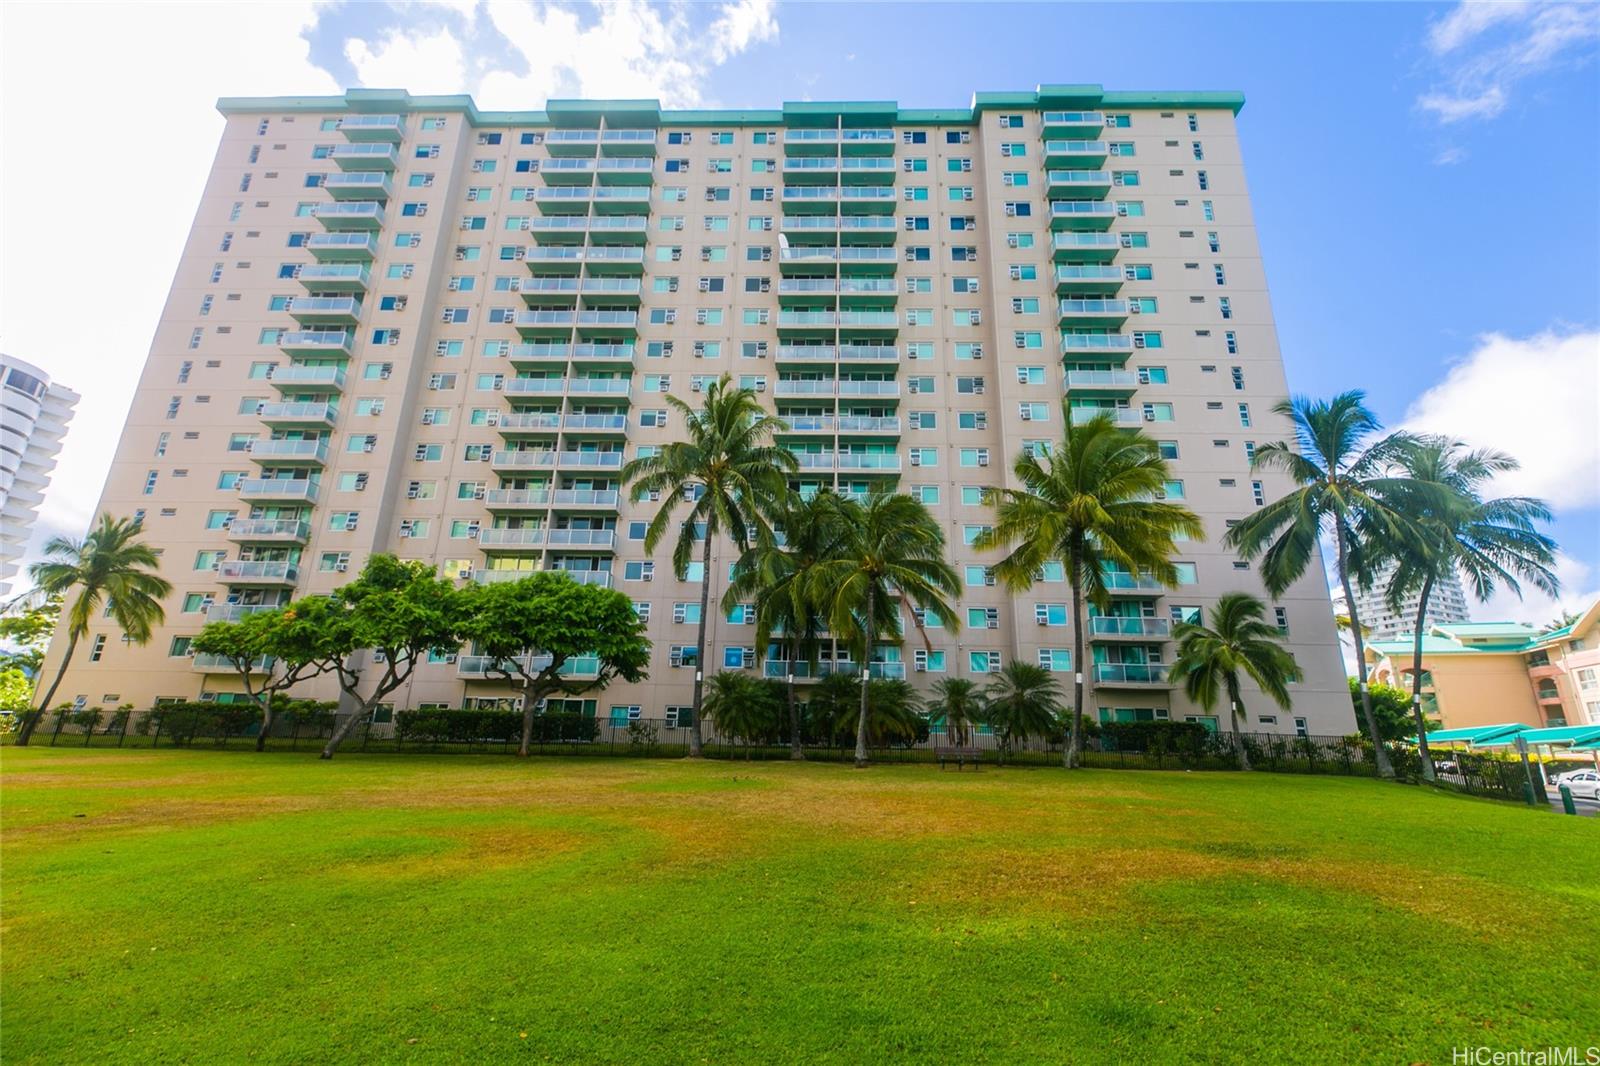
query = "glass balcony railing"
xmin=296 ymin=264 xmax=370 ymax=291
xmin=269 ymin=366 xmax=346 ymax=392
xmin=246 ymin=439 xmax=330 ymax=464
xmin=1069 ymin=407 xmax=1143 ymax=427
xmin=335 ymin=114 xmax=404 ymax=142
xmin=483 ymin=488 xmax=620 ymax=509
xmin=217 ymin=560 xmax=300 ymax=584
xmin=225 ymin=519 xmax=311 ymax=542
xmin=1093 ymin=663 xmax=1169 ymax=685
xmin=203 ymin=604 xmax=285 ymax=624
xmin=1089 ymin=617 xmax=1173 ymax=639
xmin=329 ymin=144 xmax=398 ymax=171
xmin=306 ymin=234 xmax=378 ymax=262
xmin=311 ymin=202 xmax=385 ymax=231
xmin=237 ymin=478 xmax=318 ymax=503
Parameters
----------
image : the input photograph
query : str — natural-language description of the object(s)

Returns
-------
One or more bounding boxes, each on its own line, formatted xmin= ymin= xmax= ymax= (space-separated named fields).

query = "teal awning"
xmin=1476 ymin=725 xmax=1600 ymax=748
xmin=1412 ymin=724 xmax=1530 ymax=745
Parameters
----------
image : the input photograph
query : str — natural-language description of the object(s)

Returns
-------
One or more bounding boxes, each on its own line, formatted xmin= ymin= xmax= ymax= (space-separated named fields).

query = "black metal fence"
xmin=6 ymin=706 xmax=1548 ymax=805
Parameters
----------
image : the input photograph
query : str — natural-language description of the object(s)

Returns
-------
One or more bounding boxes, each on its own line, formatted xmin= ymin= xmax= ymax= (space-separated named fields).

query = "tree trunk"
xmin=1335 ymin=519 xmax=1395 ymax=779
xmin=787 ymin=634 xmax=804 ymax=760
xmin=1065 ymin=545 xmax=1084 ymax=769
xmin=1409 ymin=574 xmax=1437 ymax=782
xmin=518 ymin=682 xmax=536 ymax=758
xmin=320 ymin=694 xmax=370 ymax=759
xmin=687 ymin=535 xmax=713 ymax=758
xmin=19 ymin=635 xmax=77 ymax=746
xmin=854 ymin=585 xmax=874 ymax=768
xmin=1230 ymin=689 xmax=1252 ymax=771
xmin=255 ymin=693 xmax=275 ymax=753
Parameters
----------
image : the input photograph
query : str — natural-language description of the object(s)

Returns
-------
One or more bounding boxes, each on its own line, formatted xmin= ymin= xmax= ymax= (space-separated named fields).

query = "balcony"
xmin=1042 ymin=111 xmax=1107 ymax=138
xmin=311 ymin=202 xmax=385 ymax=231
xmin=278 ymin=330 xmax=352 ymax=357
xmin=1055 ymin=265 xmax=1125 ymax=295
xmin=225 ymin=518 xmax=311 ymax=544
xmin=336 ymin=114 xmax=404 ymax=142
xmin=568 ymin=378 xmax=632 ymax=396
xmin=524 ymin=246 xmax=645 ymax=272
xmin=1070 ymin=406 xmax=1143 ymax=428
xmin=782 ymin=128 xmax=840 ymax=154
xmin=761 ymin=660 xmax=904 ymax=680
xmin=307 ymin=233 xmax=378 ymax=263
xmin=538 ymin=158 xmax=595 ymax=183
xmin=600 ymin=129 xmax=657 ymax=155
xmin=777 ymin=311 xmax=898 ymax=333
xmin=840 ymin=157 xmax=896 ymax=183
xmin=246 ymin=438 xmax=330 ymax=466
xmin=782 ymin=186 xmax=838 ymax=212
xmin=495 ymin=412 xmax=561 ymax=433
xmin=1045 ymin=170 xmax=1112 ymax=199
xmin=1089 ymin=617 xmax=1172 ymax=641
xmin=782 ymin=157 xmax=838 ymax=179
xmin=1059 ymin=333 xmax=1135 ymax=358
xmin=839 ymin=379 xmax=900 ymax=399
xmin=1059 ymin=298 xmax=1130 ymax=327
xmin=456 ymin=653 xmax=554 ymax=680
xmin=532 ymin=186 xmax=651 ymax=214
xmin=203 ymin=604 xmax=284 ymax=624
xmin=238 ymin=478 xmax=318 ymax=503
xmin=1093 ymin=663 xmax=1170 ymax=687
xmin=329 ymin=144 xmax=398 ymax=171
xmin=508 ymin=343 xmax=635 ymax=367
xmin=256 ymin=401 xmax=338 ymax=429
xmin=475 ymin=528 xmax=548 ymax=549
xmin=269 ymin=366 xmax=347 ymax=393
xmin=1052 ymin=232 xmax=1123 ymax=264
xmin=483 ymin=488 xmax=620 ymax=512
xmin=1050 ymin=200 xmax=1118 ymax=231
xmin=838 ymin=415 xmax=901 ymax=435
xmin=490 ymin=450 xmax=625 ymax=471
xmin=837 ymin=453 xmax=902 ymax=473
xmin=544 ymin=129 xmax=600 ymax=156
xmin=774 ymin=379 xmax=837 ymax=398
xmin=563 ymin=413 xmax=628 ymax=434
xmin=513 ymin=310 xmax=638 ymax=337
xmin=471 ymin=569 xmax=613 ymax=588
xmin=838 ymin=186 xmax=897 ymax=213
xmin=498 ymin=378 xmax=572 ymax=397
xmin=1064 ymin=369 xmax=1139 ymax=395
xmin=1043 ymin=139 xmax=1109 ymax=168
xmin=794 ymin=453 xmax=835 ymax=471
xmin=596 ymin=157 xmax=655 ymax=182
xmin=217 ymin=560 xmax=301 ymax=586
xmin=296 ymin=264 xmax=370 ymax=292
xmin=1102 ymin=571 xmax=1167 ymax=594
xmin=286 ymin=296 xmax=362 ymax=326
xmin=193 ymin=653 xmax=275 ymax=674
xmin=839 ymin=128 xmax=895 ymax=155
xmin=322 ymin=172 xmax=392 ymax=202
xmin=525 ymin=216 xmax=648 ymax=245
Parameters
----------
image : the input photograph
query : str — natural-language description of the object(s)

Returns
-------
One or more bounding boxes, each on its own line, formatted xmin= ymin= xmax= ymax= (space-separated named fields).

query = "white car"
xmin=1551 ymin=769 xmax=1600 ymax=800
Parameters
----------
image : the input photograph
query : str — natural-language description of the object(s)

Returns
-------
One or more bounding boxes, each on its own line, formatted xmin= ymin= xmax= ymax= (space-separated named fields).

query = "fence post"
xmin=49 ymin=712 xmax=66 ymax=747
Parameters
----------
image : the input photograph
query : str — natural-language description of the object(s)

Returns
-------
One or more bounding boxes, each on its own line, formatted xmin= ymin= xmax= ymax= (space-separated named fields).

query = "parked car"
xmin=1550 ymin=768 xmax=1600 ymax=800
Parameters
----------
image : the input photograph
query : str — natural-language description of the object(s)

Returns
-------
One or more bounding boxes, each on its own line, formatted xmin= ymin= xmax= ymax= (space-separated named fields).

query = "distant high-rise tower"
xmin=33 ymin=85 xmax=1356 ymax=735
xmin=1350 ymin=559 xmax=1471 ymax=640
xmin=0 ymin=355 xmax=78 ymax=597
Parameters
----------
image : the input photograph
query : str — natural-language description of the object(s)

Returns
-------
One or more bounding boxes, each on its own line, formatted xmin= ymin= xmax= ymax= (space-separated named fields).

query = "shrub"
xmin=393 ymin=710 xmax=599 ymax=745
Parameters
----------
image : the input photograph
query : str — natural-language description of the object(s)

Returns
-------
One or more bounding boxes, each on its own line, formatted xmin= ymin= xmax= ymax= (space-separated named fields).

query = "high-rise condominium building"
xmin=1348 ymin=558 xmax=1471 ymax=641
xmin=37 ymin=85 xmax=1355 ymax=736
xmin=0 ymin=354 xmax=78 ymax=598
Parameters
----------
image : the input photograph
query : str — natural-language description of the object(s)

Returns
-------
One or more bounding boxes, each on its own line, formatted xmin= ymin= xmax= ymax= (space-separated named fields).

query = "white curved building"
xmin=1 ymin=355 xmax=78 ymax=597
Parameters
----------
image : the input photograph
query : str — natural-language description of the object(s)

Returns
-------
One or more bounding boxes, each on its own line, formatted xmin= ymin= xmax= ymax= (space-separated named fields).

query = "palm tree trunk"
xmin=1066 ymin=544 xmax=1084 ymax=769
xmin=1335 ymin=518 xmax=1394 ymax=779
xmin=854 ymin=584 xmax=874 ymax=768
xmin=687 ymin=535 xmax=713 ymax=758
xmin=20 ymin=634 xmax=78 ymax=746
xmin=1229 ymin=685 xmax=1251 ymax=771
xmin=787 ymin=634 xmax=803 ymax=760
xmin=1409 ymin=574 xmax=1437 ymax=782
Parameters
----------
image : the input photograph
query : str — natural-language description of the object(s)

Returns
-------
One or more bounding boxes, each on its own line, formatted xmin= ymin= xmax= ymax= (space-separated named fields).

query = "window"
xmin=1038 ymin=649 xmax=1073 ymax=673
xmin=1034 ymin=604 xmax=1069 ymax=626
xmin=969 ymin=607 xmax=1000 ymax=629
xmin=969 ymin=651 xmax=1001 ymax=674
xmin=1238 ymin=403 xmax=1252 ymax=427
xmin=1274 ymin=608 xmax=1290 ymax=636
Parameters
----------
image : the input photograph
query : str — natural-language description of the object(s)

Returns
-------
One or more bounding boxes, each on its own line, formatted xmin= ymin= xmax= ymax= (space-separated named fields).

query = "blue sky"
xmin=3 ymin=0 xmax=1597 ymax=623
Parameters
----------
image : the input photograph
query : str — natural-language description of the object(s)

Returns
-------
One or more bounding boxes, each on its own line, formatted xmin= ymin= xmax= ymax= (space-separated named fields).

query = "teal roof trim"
xmin=1476 ymin=725 xmax=1600 ymax=748
xmin=1414 ymin=724 xmax=1531 ymax=744
xmin=218 ymin=85 xmax=1247 ymax=127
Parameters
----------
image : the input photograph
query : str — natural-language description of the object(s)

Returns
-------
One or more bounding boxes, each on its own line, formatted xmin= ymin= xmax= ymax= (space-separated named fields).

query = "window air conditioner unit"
xmin=914 ymin=664 xmax=926 ymax=673
xmin=1020 ymin=411 xmax=1032 ymax=421
xmin=987 ymin=620 xmax=999 ymax=630
xmin=909 ymin=454 xmax=921 ymax=467
xmin=335 ymin=562 xmax=349 ymax=572
xmin=641 ymin=572 xmax=653 ymax=582
xmin=978 ymin=456 xmax=990 ymax=467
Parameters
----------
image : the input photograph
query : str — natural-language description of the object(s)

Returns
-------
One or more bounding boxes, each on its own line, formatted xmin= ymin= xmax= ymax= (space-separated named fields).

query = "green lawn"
xmin=2 ymin=748 xmax=1596 ymax=1064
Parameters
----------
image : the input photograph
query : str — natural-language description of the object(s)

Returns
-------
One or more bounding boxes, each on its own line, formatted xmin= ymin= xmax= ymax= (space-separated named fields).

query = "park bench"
xmin=936 ymin=747 xmax=982 ymax=772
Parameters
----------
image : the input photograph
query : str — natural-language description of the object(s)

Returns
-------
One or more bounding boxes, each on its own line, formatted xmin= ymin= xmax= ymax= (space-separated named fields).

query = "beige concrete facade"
xmin=37 ymin=87 xmax=1354 ymax=736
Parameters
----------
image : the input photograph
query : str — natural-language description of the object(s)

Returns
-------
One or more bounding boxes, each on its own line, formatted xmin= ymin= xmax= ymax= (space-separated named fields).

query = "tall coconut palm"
xmin=20 ymin=515 xmax=173 ymax=745
xmin=1382 ymin=437 xmax=1557 ymax=781
xmin=1223 ymin=392 xmax=1421 ymax=779
xmin=621 ymin=374 xmax=795 ymax=756
xmin=927 ymin=677 xmax=982 ymax=747
xmin=1169 ymin=593 xmax=1303 ymax=770
xmin=974 ymin=409 xmax=1203 ymax=769
xmin=808 ymin=493 xmax=960 ymax=768
xmin=982 ymin=661 xmax=1063 ymax=762
xmin=724 ymin=490 xmax=850 ymax=759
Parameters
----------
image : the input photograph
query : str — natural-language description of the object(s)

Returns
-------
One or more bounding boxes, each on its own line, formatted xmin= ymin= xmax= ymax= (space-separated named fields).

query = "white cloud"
xmin=0 ymin=2 xmax=339 ymax=570
xmin=1475 ymin=552 xmax=1599 ymax=628
xmin=708 ymin=0 xmax=779 ymax=63
xmin=1401 ymin=329 xmax=1600 ymax=510
xmin=1417 ymin=1 xmax=1600 ymax=124
xmin=345 ymin=26 xmax=467 ymax=95
xmin=1432 ymin=145 xmax=1469 ymax=165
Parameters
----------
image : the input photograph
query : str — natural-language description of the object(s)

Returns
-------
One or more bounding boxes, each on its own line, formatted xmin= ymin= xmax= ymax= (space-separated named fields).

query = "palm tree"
xmin=1169 ymin=593 xmax=1303 ymax=770
xmin=809 ymin=493 xmax=960 ymax=768
xmin=1382 ymin=438 xmax=1557 ymax=781
xmin=621 ymin=374 xmax=795 ymax=756
xmin=725 ymin=491 xmax=850 ymax=759
xmin=927 ymin=677 xmax=982 ymax=747
xmin=1222 ymin=392 xmax=1422 ymax=779
xmin=701 ymin=671 xmax=783 ymax=755
xmin=19 ymin=515 xmax=173 ymax=745
xmin=982 ymin=661 xmax=1063 ymax=763
xmin=975 ymin=409 xmax=1203 ymax=769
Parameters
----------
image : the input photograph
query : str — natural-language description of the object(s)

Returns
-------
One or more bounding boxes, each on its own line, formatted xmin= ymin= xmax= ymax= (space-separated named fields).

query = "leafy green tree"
xmin=927 ymin=677 xmax=982 ymax=747
xmin=702 ymin=671 xmax=783 ymax=752
xmin=975 ymin=409 xmax=1203 ymax=769
xmin=1169 ymin=593 xmax=1303 ymax=770
xmin=456 ymin=572 xmax=650 ymax=756
xmin=20 ymin=516 xmax=172 ymax=745
xmin=0 ymin=667 xmax=32 ymax=727
xmin=809 ymin=493 xmax=959 ymax=768
xmin=621 ymin=374 xmax=794 ymax=757
xmin=982 ymin=661 xmax=1063 ymax=761
xmin=1381 ymin=438 xmax=1557 ymax=781
xmin=1222 ymin=392 xmax=1419 ymax=779
xmin=725 ymin=490 xmax=851 ymax=759
xmin=191 ymin=609 xmax=335 ymax=751
xmin=1349 ymin=678 xmax=1429 ymax=743
xmin=0 ymin=594 xmax=60 ymax=675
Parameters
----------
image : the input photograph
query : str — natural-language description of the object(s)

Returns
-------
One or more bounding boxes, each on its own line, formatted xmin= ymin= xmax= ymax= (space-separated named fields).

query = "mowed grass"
xmin=2 ymin=749 xmax=1597 ymax=1064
